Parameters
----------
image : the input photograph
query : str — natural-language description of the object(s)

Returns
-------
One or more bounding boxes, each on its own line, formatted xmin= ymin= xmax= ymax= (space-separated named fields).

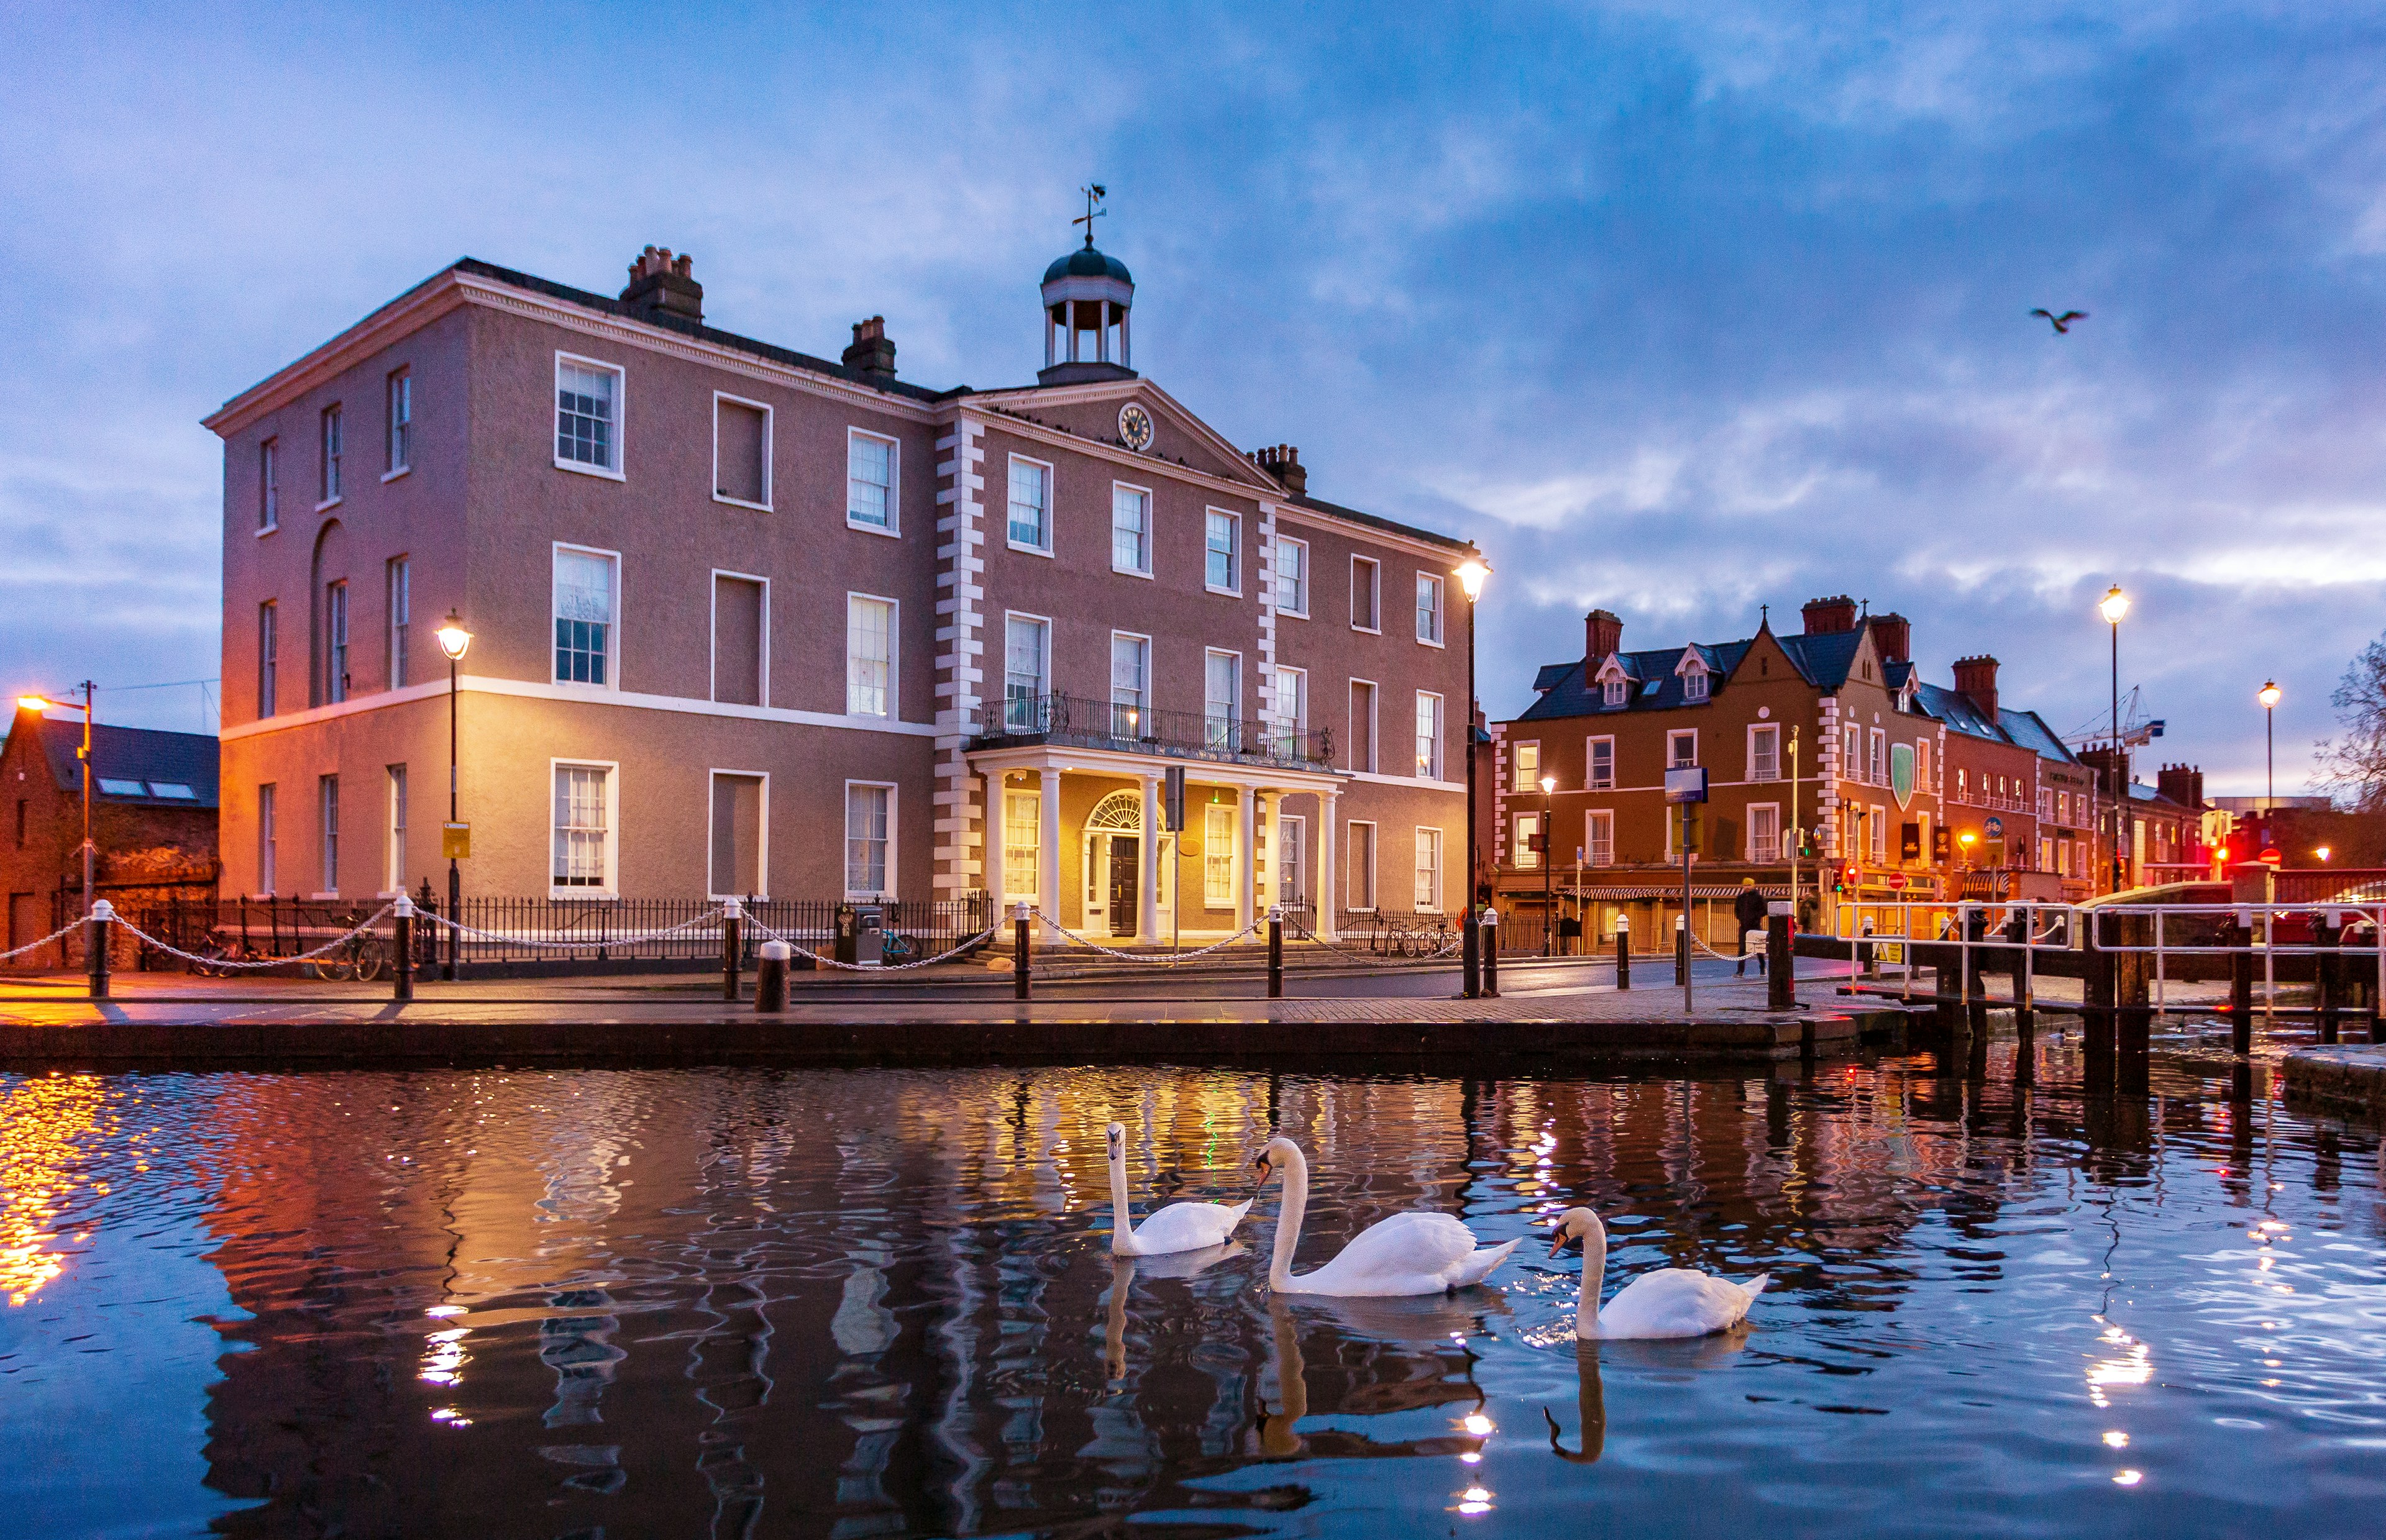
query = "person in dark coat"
xmin=1734 ymin=882 xmax=1768 ymax=976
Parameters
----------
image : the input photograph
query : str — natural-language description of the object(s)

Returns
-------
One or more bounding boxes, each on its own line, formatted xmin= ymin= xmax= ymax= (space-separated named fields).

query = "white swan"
xmin=1549 ymin=1206 xmax=1767 ymax=1339
xmin=1253 ymin=1136 xmax=1519 ymax=1297
xmin=1103 ymin=1122 xmax=1252 ymax=1257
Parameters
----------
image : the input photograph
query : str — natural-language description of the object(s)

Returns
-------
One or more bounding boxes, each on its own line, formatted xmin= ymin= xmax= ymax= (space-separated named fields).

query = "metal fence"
xmin=972 ymin=692 xmax=1334 ymax=773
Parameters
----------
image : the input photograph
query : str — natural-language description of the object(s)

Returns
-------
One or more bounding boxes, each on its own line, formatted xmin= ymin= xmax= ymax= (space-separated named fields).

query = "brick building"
xmin=203 ymin=230 xmax=1478 ymax=937
xmin=1908 ymin=655 xmax=2096 ymax=900
xmin=2 ymin=701 xmax=220 ymax=967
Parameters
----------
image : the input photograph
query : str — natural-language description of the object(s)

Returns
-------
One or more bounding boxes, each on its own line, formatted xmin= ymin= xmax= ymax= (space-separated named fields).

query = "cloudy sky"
xmin=4 ymin=1 xmax=2381 ymax=795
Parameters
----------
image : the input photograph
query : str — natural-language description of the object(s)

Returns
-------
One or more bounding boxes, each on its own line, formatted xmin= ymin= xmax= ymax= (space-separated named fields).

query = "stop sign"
xmin=1886 ymin=872 xmax=1908 ymax=891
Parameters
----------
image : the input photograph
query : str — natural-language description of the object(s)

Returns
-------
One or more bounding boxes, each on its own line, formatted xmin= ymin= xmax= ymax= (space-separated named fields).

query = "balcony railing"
xmin=972 ymin=692 xmax=1334 ymax=772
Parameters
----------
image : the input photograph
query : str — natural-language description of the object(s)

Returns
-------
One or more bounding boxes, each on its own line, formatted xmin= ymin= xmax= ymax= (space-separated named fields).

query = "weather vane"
xmin=1075 ymin=183 xmax=1107 ymax=248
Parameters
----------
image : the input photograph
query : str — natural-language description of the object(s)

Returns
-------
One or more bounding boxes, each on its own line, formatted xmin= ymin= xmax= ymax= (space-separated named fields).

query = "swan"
xmin=1549 ymin=1206 xmax=1767 ymax=1339
xmin=1103 ymin=1122 xmax=1252 ymax=1256
xmin=1252 ymin=1136 xmax=1519 ymax=1298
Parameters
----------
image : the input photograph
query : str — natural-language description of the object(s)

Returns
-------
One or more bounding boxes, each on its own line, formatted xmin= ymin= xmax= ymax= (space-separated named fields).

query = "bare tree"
xmin=2316 ymin=632 xmax=2386 ymax=811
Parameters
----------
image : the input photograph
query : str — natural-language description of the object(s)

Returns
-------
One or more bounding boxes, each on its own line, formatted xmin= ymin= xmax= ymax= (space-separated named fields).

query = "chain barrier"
xmin=417 ymin=906 xmax=729 ymax=950
xmin=745 ymin=915 xmax=1003 ymax=972
xmin=112 ymin=904 xmax=398 ymax=972
xmin=1040 ymin=916 xmax=1264 ymax=964
xmin=0 ymin=918 xmax=87 ymax=964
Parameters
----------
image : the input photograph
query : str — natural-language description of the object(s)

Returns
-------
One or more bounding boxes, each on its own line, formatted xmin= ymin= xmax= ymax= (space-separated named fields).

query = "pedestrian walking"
xmin=1734 ymin=880 xmax=1767 ymax=977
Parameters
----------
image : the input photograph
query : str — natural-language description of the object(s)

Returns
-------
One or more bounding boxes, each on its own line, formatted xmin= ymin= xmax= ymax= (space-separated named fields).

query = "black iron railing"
xmin=974 ymin=693 xmax=1333 ymax=772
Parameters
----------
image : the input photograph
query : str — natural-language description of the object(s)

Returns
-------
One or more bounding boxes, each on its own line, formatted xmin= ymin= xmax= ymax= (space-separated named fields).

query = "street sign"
xmin=442 ymin=821 xmax=472 ymax=859
xmin=1663 ymin=767 xmax=1709 ymax=804
xmin=1985 ymin=816 xmax=2004 ymax=837
xmin=1886 ymin=872 xmax=1908 ymax=891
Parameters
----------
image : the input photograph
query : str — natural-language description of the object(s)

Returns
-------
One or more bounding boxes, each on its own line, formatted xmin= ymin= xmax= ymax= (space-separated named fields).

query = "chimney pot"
xmin=1950 ymin=654 xmax=2000 ymax=722
xmin=1585 ymin=608 xmax=1623 ymax=665
xmin=1868 ymin=611 xmax=1911 ymax=663
xmin=619 ymin=245 xmax=703 ymax=324
xmin=1800 ymin=595 xmax=1857 ymax=635
xmin=842 ymin=316 xmax=897 ymax=379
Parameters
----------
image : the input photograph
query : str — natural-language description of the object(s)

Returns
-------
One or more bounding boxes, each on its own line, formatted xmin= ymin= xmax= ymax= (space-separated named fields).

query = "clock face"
xmin=1118 ymin=402 xmax=1154 ymax=453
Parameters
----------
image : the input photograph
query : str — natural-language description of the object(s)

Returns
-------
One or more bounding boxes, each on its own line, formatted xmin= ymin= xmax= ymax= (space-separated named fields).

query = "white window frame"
xmin=843 ymin=780 xmax=897 ymax=900
xmin=1204 ymin=508 xmax=1241 ymax=596
xmin=1002 ymin=787 xmax=1042 ymax=901
xmin=1204 ymin=803 xmax=1236 ymax=908
xmin=1003 ymin=611 xmax=1052 ymax=732
xmin=1682 ymin=663 xmax=1709 ymax=702
xmin=1513 ymin=740 xmax=1542 ymax=794
xmin=846 ymin=427 xmax=900 ymax=536
xmin=1414 ymin=826 xmax=1444 ymax=913
xmin=1111 ymin=481 xmax=1154 ymax=578
xmin=553 ymin=352 xmax=626 ymax=480
xmin=1110 ymin=629 xmax=1152 ymax=736
xmin=1870 ymin=803 xmax=1887 ymax=862
xmin=710 ymin=391 xmax=774 ymax=511
xmin=1350 ymin=555 xmax=1381 ymax=634
xmin=1274 ymin=534 xmax=1310 ymax=618
xmin=549 ymin=758 xmax=620 ymax=899
xmin=1602 ymin=676 xmax=1628 ymax=707
xmin=1868 ymin=729 xmax=1886 ymax=787
xmin=384 ymin=367 xmax=411 ymax=480
xmin=709 ymin=569 xmax=770 ymax=707
xmin=1204 ymin=647 xmax=1243 ymax=748
xmin=1585 ymin=809 xmax=1614 ymax=868
xmin=1274 ymin=663 xmax=1308 ymax=759
xmin=1348 ymin=678 xmax=1378 ymax=774
xmin=1747 ymin=801 xmax=1781 ymax=863
xmin=1668 ymin=729 xmax=1698 ymax=768
xmin=258 ymin=436 xmax=279 ymax=533
xmin=257 ymin=601 xmax=278 ymax=718
xmin=1586 ymin=734 xmax=1615 ymax=790
xmin=1514 ymin=809 xmax=1542 ymax=870
xmin=1843 ymin=726 xmax=1863 ymax=784
xmin=845 ymin=591 xmax=899 ymax=719
xmin=706 ymin=768 xmax=771 ymax=901
xmin=317 ymin=773 xmax=340 ymax=896
xmin=386 ymin=555 xmax=410 ymax=691
xmin=1917 ymin=739 xmax=1932 ymax=793
xmin=551 ymin=542 xmax=622 ymax=690
xmin=318 ymin=403 xmax=343 ymax=508
xmin=1346 ymin=819 xmax=1378 ymax=911
xmin=258 ymin=783 xmax=277 ymax=894
xmin=1278 ymin=813 xmax=1307 ymax=906
xmin=1415 ymin=572 xmax=1445 ymax=647
xmin=1007 ymin=453 xmax=1054 ymax=555
xmin=1414 ymin=690 xmax=1445 ymax=780
xmin=1748 ymin=723 xmax=1780 ymax=783
xmin=383 ymin=763 xmax=408 ymax=895
xmin=325 ymin=578 xmax=349 ymax=704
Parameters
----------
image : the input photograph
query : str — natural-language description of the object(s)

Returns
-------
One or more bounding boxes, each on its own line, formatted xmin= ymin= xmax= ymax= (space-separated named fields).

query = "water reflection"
xmin=2 ymin=1061 xmax=2385 ymax=1536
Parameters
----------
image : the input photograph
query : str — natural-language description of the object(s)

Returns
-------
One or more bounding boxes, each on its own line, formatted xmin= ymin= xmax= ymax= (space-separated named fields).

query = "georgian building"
xmin=205 ymin=234 xmax=1477 ymax=938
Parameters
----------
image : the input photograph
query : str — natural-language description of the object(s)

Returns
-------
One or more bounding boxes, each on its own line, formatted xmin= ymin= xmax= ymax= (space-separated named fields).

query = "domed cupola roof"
xmin=1043 ymin=244 xmax=1133 ymax=285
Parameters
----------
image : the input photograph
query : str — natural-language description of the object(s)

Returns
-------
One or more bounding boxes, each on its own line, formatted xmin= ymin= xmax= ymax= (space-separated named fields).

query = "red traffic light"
xmin=2260 ymin=847 xmax=2281 ymax=864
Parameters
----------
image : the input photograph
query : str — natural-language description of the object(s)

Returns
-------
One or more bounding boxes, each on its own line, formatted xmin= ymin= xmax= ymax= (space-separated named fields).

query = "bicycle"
xmin=303 ymin=923 xmax=387 ymax=982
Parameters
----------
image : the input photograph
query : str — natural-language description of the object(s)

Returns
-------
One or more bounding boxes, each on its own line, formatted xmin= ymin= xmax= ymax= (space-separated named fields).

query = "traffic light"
xmin=1832 ymin=863 xmax=1857 ymax=895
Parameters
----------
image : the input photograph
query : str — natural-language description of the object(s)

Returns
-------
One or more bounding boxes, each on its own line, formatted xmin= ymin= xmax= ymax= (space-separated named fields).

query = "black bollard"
xmin=1462 ymin=911 xmax=1481 ymax=1000
xmin=720 ymin=901 xmax=743 ymax=1002
xmin=2316 ymin=916 xmax=2344 ymax=1045
xmin=1675 ymin=915 xmax=1688 ymax=987
xmin=87 ymin=900 xmax=114 ymax=1001
xmin=1767 ymin=903 xmax=1793 ymax=1011
xmin=393 ymin=898 xmax=414 ymax=1003
xmin=1013 ymin=902 xmax=1031 ymax=1002
xmin=1268 ymin=908 xmax=1284 ymax=1000
xmin=756 ymin=939 xmax=790 ymax=1012
xmin=1483 ymin=911 xmax=1501 ymax=998
xmin=1614 ymin=915 xmax=1632 ymax=991
xmin=2228 ymin=918 xmax=2254 ymax=1056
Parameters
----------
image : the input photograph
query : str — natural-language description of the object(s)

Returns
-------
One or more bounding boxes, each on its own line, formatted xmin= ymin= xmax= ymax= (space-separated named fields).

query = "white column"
xmin=1258 ymin=791 xmax=1281 ymax=914
xmin=1235 ymin=788 xmax=1258 ymax=933
xmin=1120 ymin=306 xmax=1131 ymax=370
xmin=1138 ymin=772 xmax=1161 ymax=943
xmin=1318 ymin=792 xmax=1338 ymax=941
xmin=1038 ymin=767 xmax=1062 ymax=938
xmin=984 ymin=772 xmax=1007 ymax=900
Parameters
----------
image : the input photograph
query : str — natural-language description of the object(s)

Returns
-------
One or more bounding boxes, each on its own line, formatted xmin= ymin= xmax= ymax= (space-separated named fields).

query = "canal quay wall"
xmin=0 ymin=980 xmax=1927 ymax=1070
xmin=2283 ymin=1044 xmax=2386 ymax=1120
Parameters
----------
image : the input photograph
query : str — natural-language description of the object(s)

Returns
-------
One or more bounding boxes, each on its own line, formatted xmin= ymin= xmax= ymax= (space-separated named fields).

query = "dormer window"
xmin=1602 ymin=677 xmax=1628 ymax=707
xmin=1683 ymin=668 xmax=1709 ymax=703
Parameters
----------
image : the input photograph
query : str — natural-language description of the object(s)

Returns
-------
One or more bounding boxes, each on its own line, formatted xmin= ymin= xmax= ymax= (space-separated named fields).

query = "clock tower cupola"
xmin=1040 ymin=185 xmax=1136 ymax=386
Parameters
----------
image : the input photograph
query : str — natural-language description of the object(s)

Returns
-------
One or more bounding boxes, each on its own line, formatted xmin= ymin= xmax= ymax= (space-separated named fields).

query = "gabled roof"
xmin=1909 ymin=683 xmax=2082 ymax=767
xmin=1519 ymin=640 xmax=1755 ymax=722
xmin=25 ymin=718 xmax=219 ymax=808
xmin=1997 ymin=708 xmax=2078 ymax=765
xmin=1773 ymin=629 xmax=1865 ymax=690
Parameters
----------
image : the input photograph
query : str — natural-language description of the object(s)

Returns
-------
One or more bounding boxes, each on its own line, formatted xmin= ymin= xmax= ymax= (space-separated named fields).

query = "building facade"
xmin=205 ymin=237 xmax=1476 ymax=938
xmin=2 ymin=701 xmax=220 ymax=966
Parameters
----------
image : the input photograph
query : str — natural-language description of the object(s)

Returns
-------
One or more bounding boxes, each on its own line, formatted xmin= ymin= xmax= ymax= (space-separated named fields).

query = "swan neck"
xmin=1576 ymin=1223 xmax=1608 ymax=1337
xmin=1108 ymin=1146 xmax=1137 ymax=1254
xmin=1268 ymin=1144 xmax=1307 ymax=1290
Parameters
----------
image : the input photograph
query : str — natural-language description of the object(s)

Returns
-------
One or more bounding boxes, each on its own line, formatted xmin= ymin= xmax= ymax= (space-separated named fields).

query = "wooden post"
xmin=1614 ymin=913 xmax=1631 ymax=991
xmin=2083 ymin=910 xmax=2116 ymax=1096
xmin=1013 ymin=902 xmax=1031 ymax=1002
xmin=1268 ymin=906 xmax=1284 ymax=1000
xmin=720 ymin=898 xmax=743 ymax=1003
xmin=2228 ymin=916 xmax=2254 ymax=1055
xmin=2316 ymin=914 xmax=2344 ymax=1045
xmin=1767 ymin=902 xmax=1793 ymax=1012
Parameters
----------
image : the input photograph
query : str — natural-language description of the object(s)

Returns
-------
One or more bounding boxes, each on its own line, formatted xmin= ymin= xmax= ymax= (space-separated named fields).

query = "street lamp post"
xmin=436 ymin=612 xmax=473 ymax=981
xmin=1455 ymin=555 xmax=1491 ymax=998
xmin=19 ymin=685 xmax=96 ymax=922
xmin=2259 ymin=680 xmax=2281 ymax=816
xmin=1539 ymin=773 xmax=1557 ymax=956
xmin=2099 ymin=585 xmax=2129 ymax=894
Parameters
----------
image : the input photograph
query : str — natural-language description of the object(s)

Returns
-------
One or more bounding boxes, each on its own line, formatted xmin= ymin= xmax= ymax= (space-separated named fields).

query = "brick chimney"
xmin=619 ymin=245 xmax=703 ymax=324
xmin=1585 ymin=608 xmax=1622 ymax=663
xmin=842 ymin=316 xmax=897 ymax=379
xmin=1251 ymin=444 xmax=1307 ymax=497
xmin=1868 ymin=611 xmax=1911 ymax=663
xmin=1952 ymin=655 xmax=1999 ymax=721
xmin=1801 ymin=595 xmax=1857 ymax=635
xmin=2157 ymin=763 xmax=2205 ymax=808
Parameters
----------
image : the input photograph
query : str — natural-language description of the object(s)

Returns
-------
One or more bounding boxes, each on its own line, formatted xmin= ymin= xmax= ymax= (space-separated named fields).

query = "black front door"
xmin=1108 ymin=839 xmax=1140 ymax=936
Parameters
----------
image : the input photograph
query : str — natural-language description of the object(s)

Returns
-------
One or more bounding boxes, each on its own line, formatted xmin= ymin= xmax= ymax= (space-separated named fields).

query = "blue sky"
xmin=4 ymin=1 xmax=2382 ymax=794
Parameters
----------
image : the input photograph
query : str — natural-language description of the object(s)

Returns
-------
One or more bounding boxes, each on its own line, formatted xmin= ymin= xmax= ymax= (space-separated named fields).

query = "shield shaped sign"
xmin=1889 ymin=743 xmax=1916 ymax=809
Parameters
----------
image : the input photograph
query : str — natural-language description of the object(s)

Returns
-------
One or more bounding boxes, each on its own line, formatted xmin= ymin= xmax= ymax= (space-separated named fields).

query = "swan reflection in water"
xmin=1102 ymin=1242 xmax=1246 ymax=1382
xmin=1253 ymin=1288 xmax=1511 ymax=1460
xmin=1541 ymin=1327 xmax=1753 ymax=1465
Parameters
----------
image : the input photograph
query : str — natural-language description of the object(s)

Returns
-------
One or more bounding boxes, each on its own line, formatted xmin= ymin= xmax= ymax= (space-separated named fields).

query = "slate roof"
xmin=1908 ymin=682 xmax=2081 ymax=768
xmin=25 ymin=718 xmax=219 ymax=809
xmin=1516 ymin=619 xmax=1885 ymax=724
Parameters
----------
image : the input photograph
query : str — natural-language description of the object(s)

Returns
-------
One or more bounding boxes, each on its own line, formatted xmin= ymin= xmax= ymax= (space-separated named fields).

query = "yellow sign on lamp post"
xmin=442 ymin=822 xmax=470 ymax=860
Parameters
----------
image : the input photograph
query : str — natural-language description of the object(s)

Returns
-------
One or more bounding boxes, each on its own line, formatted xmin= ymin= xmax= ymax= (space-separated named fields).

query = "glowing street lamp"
xmin=19 ymin=685 xmax=98 ymax=921
xmin=437 ymin=612 xmax=472 ymax=980
xmin=2258 ymin=680 xmax=2280 ymax=814
xmin=1539 ymin=772 xmax=1558 ymax=956
xmin=1456 ymin=552 xmax=1492 ymax=997
xmin=2099 ymin=586 xmax=2128 ymax=893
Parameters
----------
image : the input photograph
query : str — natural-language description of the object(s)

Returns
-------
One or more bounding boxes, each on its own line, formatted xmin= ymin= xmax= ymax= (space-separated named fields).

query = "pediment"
xmin=971 ymin=379 xmax=1279 ymax=493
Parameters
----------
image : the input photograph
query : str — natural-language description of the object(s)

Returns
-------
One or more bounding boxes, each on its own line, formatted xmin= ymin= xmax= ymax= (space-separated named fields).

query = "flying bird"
xmin=2030 ymin=308 xmax=2087 ymax=334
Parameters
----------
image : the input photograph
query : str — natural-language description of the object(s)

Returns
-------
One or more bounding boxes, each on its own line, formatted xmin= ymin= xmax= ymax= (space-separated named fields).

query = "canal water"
xmin=3 ymin=1046 xmax=2382 ymax=1538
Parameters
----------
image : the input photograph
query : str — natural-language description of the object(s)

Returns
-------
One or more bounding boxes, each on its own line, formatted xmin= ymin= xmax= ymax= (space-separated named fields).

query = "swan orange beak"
xmin=1547 ymin=1227 xmax=1572 ymax=1259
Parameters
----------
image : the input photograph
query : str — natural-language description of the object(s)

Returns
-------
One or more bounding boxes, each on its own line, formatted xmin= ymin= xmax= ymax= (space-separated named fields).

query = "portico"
xmin=971 ymin=744 xmax=1343 ymax=943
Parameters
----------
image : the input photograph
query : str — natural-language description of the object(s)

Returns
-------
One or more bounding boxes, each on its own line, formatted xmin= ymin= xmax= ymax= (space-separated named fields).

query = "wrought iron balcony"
xmin=971 ymin=691 xmax=1335 ymax=772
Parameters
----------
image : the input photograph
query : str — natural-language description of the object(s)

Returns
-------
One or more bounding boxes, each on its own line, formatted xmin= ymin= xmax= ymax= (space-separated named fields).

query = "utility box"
xmin=835 ymin=904 xmax=884 ymax=967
